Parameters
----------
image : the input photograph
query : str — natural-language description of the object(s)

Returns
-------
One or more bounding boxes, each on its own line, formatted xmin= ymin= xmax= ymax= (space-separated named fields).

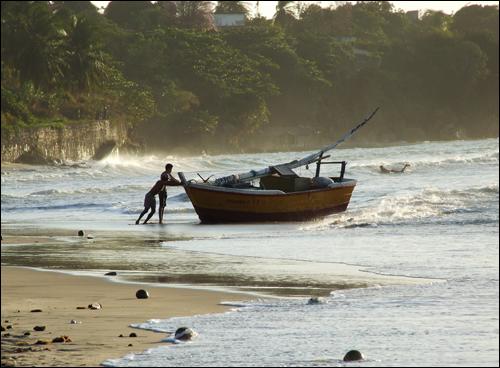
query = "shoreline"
xmin=1 ymin=266 xmax=251 ymax=367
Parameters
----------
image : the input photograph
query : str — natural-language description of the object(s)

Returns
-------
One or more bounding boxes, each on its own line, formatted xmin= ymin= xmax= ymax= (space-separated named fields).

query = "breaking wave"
xmin=304 ymin=185 xmax=499 ymax=230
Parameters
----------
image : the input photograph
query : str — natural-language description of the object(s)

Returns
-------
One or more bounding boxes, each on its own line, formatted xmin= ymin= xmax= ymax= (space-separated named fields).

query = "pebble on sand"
xmin=135 ymin=289 xmax=149 ymax=299
xmin=24 ymin=332 xmax=31 ymax=336
xmin=6 ymin=325 xmax=13 ymax=329
xmin=78 ymin=230 xmax=85 ymax=236
xmin=129 ymin=332 xmax=137 ymax=338
xmin=1 ymin=326 xmax=5 ymax=331
xmin=33 ymin=326 xmax=46 ymax=331
xmin=128 ymin=343 xmax=133 ymax=347
xmin=30 ymin=309 xmax=42 ymax=313
xmin=105 ymin=271 xmax=117 ymax=276
xmin=86 ymin=235 xmax=94 ymax=239
xmin=76 ymin=306 xmax=86 ymax=310
xmin=343 ymin=350 xmax=365 ymax=362
xmin=88 ymin=303 xmax=102 ymax=310
xmin=70 ymin=320 xmax=81 ymax=324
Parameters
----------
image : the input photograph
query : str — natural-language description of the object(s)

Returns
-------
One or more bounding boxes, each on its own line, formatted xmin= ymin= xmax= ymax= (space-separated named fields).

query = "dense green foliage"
xmin=1 ymin=1 xmax=498 ymax=152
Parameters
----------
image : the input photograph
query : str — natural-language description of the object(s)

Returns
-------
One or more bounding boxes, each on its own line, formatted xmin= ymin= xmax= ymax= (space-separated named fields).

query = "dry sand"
xmin=1 ymin=266 xmax=249 ymax=367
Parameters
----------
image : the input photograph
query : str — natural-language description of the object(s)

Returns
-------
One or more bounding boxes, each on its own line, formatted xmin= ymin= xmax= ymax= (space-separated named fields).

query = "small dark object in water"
xmin=343 ymin=350 xmax=365 ymax=362
xmin=129 ymin=332 xmax=137 ymax=338
xmin=33 ymin=326 xmax=46 ymax=331
xmin=135 ymin=289 xmax=149 ymax=299
xmin=105 ymin=271 xmax=117 ymax=276
xmin=174 ymin=327 xmax=195 ymax=341
xmin=30 ymin=309 xmax=42 ymax=313
xmin=77 ymin=230 xmax=85 ymax=236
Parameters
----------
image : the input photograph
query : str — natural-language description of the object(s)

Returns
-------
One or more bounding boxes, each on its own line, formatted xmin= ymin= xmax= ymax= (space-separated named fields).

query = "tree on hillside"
xmin=104 ymin=1 xmax=154 ymax=30
xmin=452 ymin=4 xmax=499 ymax=41
xmin=65 ymin=15 xmax=108 ymax=91
xmin=175 ymin=1 xmax=214 ymax=30
xmin=1 ymin=2 xmax=67 ymax=90
xmin=274 ymin=1 xmax=296 ymax=28
xmin=52 ymin=1 xmax=98 ymax=15
xmin=214 ymin=1 xmax=249 ymax=15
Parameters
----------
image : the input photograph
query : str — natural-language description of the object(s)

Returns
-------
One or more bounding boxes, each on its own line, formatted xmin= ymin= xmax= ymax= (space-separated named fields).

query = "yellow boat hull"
xmin=183 ymin=179 xmax=356 ymax=223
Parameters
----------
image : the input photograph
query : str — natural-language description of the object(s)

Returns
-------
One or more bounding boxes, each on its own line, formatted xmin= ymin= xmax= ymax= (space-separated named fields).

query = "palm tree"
xmin=65 ymin=15 xmax=108 ymax=92
xmin=274 ymin=1 xmax=296 ymax=27
xmin=1 ymin=2 xmax=67 ymax=90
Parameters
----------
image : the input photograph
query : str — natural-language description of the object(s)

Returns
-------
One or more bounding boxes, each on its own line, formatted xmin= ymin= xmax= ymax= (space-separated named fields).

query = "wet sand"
xmin=1 ymin=266 xmax=248 ymax=367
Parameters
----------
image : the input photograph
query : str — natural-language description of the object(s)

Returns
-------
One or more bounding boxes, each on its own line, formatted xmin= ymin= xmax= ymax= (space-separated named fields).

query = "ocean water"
xmin=1 ymin=138 xmax=499 ymax=366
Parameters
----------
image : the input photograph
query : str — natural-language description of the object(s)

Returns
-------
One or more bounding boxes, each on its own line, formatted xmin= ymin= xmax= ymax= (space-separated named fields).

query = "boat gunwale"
xmin=184 ymin=178 xmax=357 ymax=197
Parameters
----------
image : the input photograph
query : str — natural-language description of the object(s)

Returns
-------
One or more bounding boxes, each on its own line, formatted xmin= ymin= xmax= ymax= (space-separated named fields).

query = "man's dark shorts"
xmin=144 ymin=193 xmax=156 ymax=210
xmin=159 ymin=190 xmax=167 ymax=208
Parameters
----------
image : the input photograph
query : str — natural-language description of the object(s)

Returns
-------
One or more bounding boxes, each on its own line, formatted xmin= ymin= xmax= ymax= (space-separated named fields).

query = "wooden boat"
xmin=182 ymin=172 xmax=356 ymax=223
xmin=179 ymin=108 xmax=379 ymax=223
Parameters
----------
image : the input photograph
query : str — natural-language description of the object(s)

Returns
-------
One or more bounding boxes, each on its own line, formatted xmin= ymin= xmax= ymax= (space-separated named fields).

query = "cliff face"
xmin=1 ymin=120 xmax=132 ymax=164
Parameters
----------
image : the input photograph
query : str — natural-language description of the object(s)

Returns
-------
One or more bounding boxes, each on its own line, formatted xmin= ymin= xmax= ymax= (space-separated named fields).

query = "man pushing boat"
xmin=135 ymin=163 xmax=182 ymax=225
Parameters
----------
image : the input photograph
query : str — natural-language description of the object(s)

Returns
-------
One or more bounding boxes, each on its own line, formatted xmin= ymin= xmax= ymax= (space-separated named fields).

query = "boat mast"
xmin=212 ymin=107 xmax=380 ymax=186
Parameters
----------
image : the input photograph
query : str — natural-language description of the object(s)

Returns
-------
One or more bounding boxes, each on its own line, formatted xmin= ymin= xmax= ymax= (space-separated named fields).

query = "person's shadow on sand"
xmin=379 ymin=163 xmax=410 ymax=174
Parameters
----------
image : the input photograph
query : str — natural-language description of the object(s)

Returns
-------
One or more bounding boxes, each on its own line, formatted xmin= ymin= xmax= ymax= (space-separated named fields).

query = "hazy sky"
xmin=91 ymin=1 xmax=499 ymax=17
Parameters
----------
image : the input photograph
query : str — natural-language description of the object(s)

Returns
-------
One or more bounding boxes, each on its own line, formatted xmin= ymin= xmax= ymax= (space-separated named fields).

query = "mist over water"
xmin=2 ymin=138 xmax=499 ymax=366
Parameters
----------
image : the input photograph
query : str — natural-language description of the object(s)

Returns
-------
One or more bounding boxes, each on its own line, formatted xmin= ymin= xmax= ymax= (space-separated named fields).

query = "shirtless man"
xmin=379 ymin=163 xmax=410 ymax=174
xmin=136 ymin=177 xmax=168 ymax=225
xmin=158 ymin=163 xmax=182 ymax=224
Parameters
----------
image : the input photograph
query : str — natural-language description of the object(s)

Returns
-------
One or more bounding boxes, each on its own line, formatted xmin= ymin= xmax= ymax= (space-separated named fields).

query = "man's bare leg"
xmin=136 ymin=208 xmax=149 ymax=224
xmin=143 ymin=209 xmax=155 ymax=224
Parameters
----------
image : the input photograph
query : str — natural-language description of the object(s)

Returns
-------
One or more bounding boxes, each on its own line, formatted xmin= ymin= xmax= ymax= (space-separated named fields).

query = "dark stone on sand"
xmin=86 ymin=234 xmax=94 ymax=239
xmin=78 ymin=230 xmax=85 ymax=236
xmin=33 ymin=326 xmax=46 ymax=331
xmin=105 ymin=271 xmax=117 ymax=276
xmin=3 ymin=333 xmax=11 ymax=337
xmin=52 ymin=335 xmax=71 ymax=343
xmin=24 ymin=332 xmax=31 ymax=336
xmin=119 ymin=334 xmax=124 ymax=338
xmin=88 ymin=303 xmax=102 ymax=310
xmin=6 ymin=325 xmax=12 ymax=329
xmin=135 ymin=289 xmax=149 ymax=299
xmin=129 ymin=333 xmax=137 ymax=338
xmin=1 ymin=326 xmax=5 ymax=331
xmin=30 ymin=309 xmax=42 ymax=313
xmin=34 ymin=340 xmax=51 ymax=345
xmin=128 ymin=343 xmax=133 ymax=347
xmin=343 ymin=350 xmax=365 ymax=362
xmin=76 ymin=306 xmax=86 ymax=310
xmin=174 ymin=327 xmax=195 ymax=341
xmin=4 ymin=320 xmax=9 ymax=323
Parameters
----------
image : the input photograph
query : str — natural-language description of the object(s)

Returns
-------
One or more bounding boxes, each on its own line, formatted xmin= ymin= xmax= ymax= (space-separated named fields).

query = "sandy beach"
xmin=1 ymin=266 xmax=248 ymax=367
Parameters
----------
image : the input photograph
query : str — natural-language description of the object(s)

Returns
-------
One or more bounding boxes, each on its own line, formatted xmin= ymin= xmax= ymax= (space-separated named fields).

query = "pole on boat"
xmin=212 ymin=107 xmax=380 ymax=186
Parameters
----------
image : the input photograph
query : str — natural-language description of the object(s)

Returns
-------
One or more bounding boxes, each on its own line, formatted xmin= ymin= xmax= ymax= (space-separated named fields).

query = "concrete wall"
xmin=1 ymin=120 xmax=131 ymax=163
